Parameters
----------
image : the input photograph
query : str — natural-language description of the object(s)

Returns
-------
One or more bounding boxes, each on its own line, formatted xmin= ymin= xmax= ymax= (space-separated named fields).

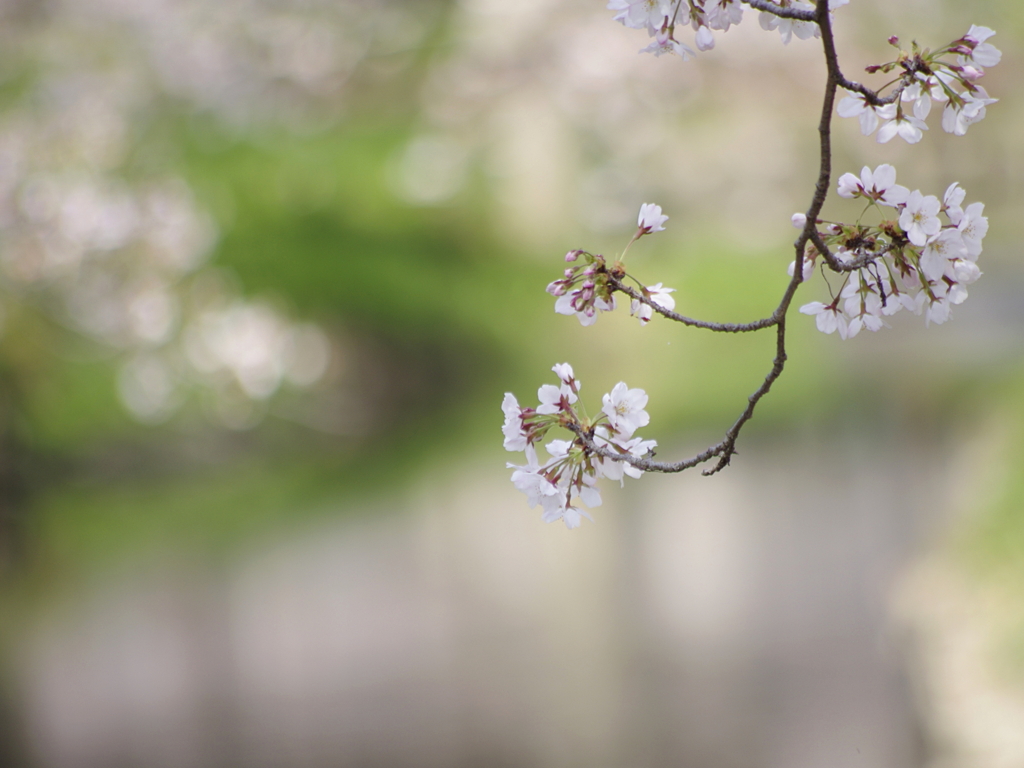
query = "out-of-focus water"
xmin=14 ymin=420 xmax=954 ymax=768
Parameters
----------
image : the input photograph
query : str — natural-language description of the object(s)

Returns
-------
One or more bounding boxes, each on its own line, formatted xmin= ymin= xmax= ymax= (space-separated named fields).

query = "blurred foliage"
xmin=959 ymin=366 xmax=1024 ymax=680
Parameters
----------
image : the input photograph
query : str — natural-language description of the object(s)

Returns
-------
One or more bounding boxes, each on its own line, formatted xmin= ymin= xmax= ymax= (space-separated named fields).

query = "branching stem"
xmin=741 ymin=0 xmax=815 ymax=22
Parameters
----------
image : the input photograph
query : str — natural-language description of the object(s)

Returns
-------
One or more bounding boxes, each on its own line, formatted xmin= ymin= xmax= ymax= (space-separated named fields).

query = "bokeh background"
xmin=0 ymin=0 xmax=1022 ymax=766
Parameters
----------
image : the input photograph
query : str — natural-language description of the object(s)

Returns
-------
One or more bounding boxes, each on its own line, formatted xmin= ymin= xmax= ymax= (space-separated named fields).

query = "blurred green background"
xmin=0 ymin=0 xmax=1022 ymax=766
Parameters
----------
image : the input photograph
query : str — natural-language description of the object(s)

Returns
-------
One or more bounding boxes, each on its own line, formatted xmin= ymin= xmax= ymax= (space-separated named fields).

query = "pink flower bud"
xmin=565 ymin=249 xmax=582 ymax=262
xmin=791 ymin=213 xmax=807 ymax=229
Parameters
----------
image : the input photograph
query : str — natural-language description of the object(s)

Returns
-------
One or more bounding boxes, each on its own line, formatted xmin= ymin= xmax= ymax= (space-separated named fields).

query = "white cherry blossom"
xmin=637 ymin=202 xmax=669 ymax=233
xmin=545 ymin=438 xmax=574 ymax=460
xmin=837 ymin=91 xmax=884 ymax=136
xmin=947 ymin=282 xmax=969 ymax=306
xmin=919 ymin=229 xmax=966 ymax=281
xmin=602 ymin=382 xmax=650 ymax=437
xmin=502 ymin=392 xmax=528 ymax=451
xmin=608 ymin=0 xmax=673 ymax=33
xmin=925 ymin=293 xmax=952 ymax=326
xmin=899 ymin=191 xmax=941 ymax=247
xmin=631 ymin=282 xmax=676 ymax=325
xmin=706 ymin=0 xmax=743 ymax=31
xmin=957 ymin=202 xmax=988 ymax=259
xmin=941 ymin=88 xmax=997 ymax=136
xmin=901 ymin=80 xmax=933 ymax=120
xmin=952 ymin=259 xmax=982 ymax=286
xmin=943 ymin=182 xmax=966 ymax=224
xmin=508 ymin=447 xmax=560 ymax=509
xmin=552 ymin=362 xmax=576 ymax=387
xmin=536 ymin=379 xmax=577 ymax=415
xmin=836 ymin=172 xmax=861 ymax=199
xmin=963 ymin=25 xmax=1001 ymax=68
xmin=541 ymin=498 xmax=593 ymax=530
xmin=876 ymin=105 xmax=928 ymax=144
xmin=800 ymin=302 xmax=848 ymax=338
xmin=837 ymin=164 xmax=909 ymax=206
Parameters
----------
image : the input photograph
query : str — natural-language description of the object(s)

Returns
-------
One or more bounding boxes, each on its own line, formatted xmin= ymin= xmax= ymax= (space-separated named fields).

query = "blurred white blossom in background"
xmin=0 ymin=0 xmax=431 ymax=426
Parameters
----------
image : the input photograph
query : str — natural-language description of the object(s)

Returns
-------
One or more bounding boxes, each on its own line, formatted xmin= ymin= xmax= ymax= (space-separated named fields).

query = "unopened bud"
xmin=888 ymin=35 xmax=899 ymax=46
xmin=791 ymin=212 xmax=807 ymax=229
xmin=565 ymin=249 xmax=582 ymax=262
xmin=695 ymin=26 xmax=715 ymax=52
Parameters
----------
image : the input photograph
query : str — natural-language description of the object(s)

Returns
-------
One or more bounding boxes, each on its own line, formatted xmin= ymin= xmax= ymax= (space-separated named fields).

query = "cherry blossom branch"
xmin=535 ymin=2 xmax=858 ymax=476
xmin=542 ymin=0 xmax=880 ymax=476
xmin=617 ymin=0 xmax=906 ymax=472
xmin=505 ymin=0 xmax=998 ymax=528
xmin=570 ymin=0 xmax=837 ymax=475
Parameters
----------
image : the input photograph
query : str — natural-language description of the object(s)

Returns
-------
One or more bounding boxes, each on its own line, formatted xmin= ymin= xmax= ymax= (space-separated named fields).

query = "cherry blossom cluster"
xmin=546 ymin=250 xmax=619 ymax=326
xmin=546 ymin=203 xmax=676 ymax=327
xmin=607 ymin=0 xmax=849 ymax=59
xmin=837 ymin=26 xmax=1001 ymax=143
xmin=797 ymin=164 xmax=988 ymax=337
xmin=503 ymin=364 xmax=656 ymax=529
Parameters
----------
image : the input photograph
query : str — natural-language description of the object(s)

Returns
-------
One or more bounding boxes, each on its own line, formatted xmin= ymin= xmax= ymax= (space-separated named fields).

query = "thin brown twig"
xmin=608 ymin=276 xmax=781 ymax=333
xmin=741 ymin=0 xmax=815 ymax=22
